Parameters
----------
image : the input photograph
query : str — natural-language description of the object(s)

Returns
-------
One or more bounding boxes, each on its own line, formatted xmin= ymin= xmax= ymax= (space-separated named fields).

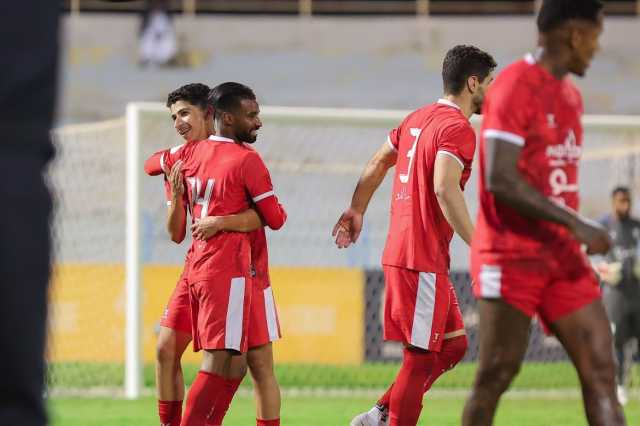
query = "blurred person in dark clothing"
xmin=598 ymin=186 xmax=640 ymax=405
xmin=139 ymin=0 xmax=178 ymax=66
xmin=0 ymin=1 xmax=58 ymax=425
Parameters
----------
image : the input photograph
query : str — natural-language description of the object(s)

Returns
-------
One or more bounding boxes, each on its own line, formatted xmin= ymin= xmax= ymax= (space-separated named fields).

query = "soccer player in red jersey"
xmin=462 ymin=2 xmax=626 ymax=426
xmin=145 ymin=83 xmax=284 ymax=426
xmin=333 ymin=45 xmax=496 ymax=426
xmin=146 ymin=83 xmax=286 ymax=426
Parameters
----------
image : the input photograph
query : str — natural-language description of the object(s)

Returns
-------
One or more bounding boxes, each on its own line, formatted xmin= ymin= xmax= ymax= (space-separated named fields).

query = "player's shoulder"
xmin=492 ymin=55 xmax=542 ymax=92
xmin=407 ymin=103 xmax=437 ymax=120
xmin=397 ymin=102 xmax=439 ymax=130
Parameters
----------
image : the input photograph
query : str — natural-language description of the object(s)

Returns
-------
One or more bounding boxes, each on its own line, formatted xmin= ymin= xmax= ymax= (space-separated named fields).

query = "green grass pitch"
xmin=48 ymin=362 xmax=640 ymax=425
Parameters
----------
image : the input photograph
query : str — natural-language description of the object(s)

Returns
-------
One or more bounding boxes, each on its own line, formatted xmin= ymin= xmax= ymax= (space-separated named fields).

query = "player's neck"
xmin=217 ymin=128 xmax=238 ymax=142
xmin=442 ymin=94 xmax=474 ymax=119
xmin=536 ymin=46 xmax=570 ymax=80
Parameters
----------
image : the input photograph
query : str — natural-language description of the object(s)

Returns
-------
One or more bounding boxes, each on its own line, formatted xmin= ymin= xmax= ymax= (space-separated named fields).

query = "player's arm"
xmin=332 ymin=141 xmax=397 ymax=248
xmin=144 ymin=149 xmax=169 ymax=176
xmin=191 ymin=208 xmax=263 ymax=241
xmin=486 ymin=138 xmax=610 ymax=254
xmin=243 ymin=152 xmax=287 ymax=230
xmin=433 ymin=153 xmax=474 ymax=245
xmin=166 ymin=160 xmax=187 ymax=243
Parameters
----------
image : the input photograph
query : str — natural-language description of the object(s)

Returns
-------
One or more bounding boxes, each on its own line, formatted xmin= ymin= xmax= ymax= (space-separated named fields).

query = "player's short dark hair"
xmin=612 ymin=186 xmax=631 ymax=198
xmin=208 ymin=82 xmax=256 ymax=117
xmin=537 ymin=0 xmax=604 ymax=33
xmin=442 ymin=45 xmax=497 ymax=96
xmin=166 ymin=83 xmax=211 ymax=110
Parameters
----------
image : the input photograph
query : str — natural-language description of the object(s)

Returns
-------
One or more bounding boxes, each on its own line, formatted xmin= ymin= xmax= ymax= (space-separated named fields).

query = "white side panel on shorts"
xmin=479 ymin=265 xmax=502 ymax=298
xmin=225 ymin=277 xmax=246 ymax=351
xmin=264 ymin=287 xmax=280 ymax=342
xmin=411 ymin=272 xmax=437 ymax=349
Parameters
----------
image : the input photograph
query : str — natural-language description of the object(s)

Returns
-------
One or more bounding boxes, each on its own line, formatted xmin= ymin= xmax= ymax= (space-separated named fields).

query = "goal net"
xmin=47 ymin=104 xmax=640 ymax=397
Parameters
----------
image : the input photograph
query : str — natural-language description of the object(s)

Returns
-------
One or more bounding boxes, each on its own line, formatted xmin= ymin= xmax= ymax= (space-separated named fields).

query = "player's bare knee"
xmin=248 ymin=355 xmax=275 ymax=382
xmin=584 ymin=352 xmax=617 ymax=392
xmin=476 ymin=358 xmax=521 ymax=393
xmin=228 ymin=358 xmax=248 ymax=380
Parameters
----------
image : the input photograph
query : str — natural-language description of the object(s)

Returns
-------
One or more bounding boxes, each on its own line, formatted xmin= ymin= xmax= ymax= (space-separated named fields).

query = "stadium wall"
xmin=49 ymin=264 xmax=566 ymax=365
xmin=49 ymin=264 xmax=364 ymax=365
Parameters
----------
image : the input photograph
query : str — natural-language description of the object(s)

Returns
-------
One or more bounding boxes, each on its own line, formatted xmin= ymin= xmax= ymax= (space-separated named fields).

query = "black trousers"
xmin=0 ymin=158 xmax=52 ymax=426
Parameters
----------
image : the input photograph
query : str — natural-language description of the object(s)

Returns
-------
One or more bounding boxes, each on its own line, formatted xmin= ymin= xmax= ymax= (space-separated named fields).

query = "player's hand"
xmin=191 ymin=217 xmax=223 ymax=240
xmin=571 ymin=218 xmax=612 ymax=255
xmin=595 ymin=262 xmax=622 ymax=286
xmin=332 ymin=207 xmax=363 ymax=249
xmin=169 ymin=160 xmax=184 ymax=197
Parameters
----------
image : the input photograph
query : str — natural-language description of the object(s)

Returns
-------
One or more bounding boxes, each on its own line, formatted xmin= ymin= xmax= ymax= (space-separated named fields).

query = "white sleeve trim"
xmin=166 ymin=200 xmax=172 ymax=207
xmin=483 ymin=129 xmax=525 ymax=146
xmin=386 ymin=136 xmax=398 ymax=152
xmin=160 ymin=152 xmax=168 ymax=174
xmin=437 ymin=150 xmax=465 ymax=169
xmin=253 ymin=190 xmax=274 ymax=203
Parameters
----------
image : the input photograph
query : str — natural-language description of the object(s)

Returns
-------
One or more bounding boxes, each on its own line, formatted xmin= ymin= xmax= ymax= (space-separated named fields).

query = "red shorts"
xmin=471 ymin=252 xmax=601 ymax=331
xmin=159 ymin=276 xmax=281 ymax=349
xmin=248 ymin=285 xmax=282 ymax=348
xmin=383 ymin=265 xmax=464 ymax=352
xmin=159 ymin=273 xmax=192 ymax=334
xmin=188 ymin=274 xmax=252 ymax=353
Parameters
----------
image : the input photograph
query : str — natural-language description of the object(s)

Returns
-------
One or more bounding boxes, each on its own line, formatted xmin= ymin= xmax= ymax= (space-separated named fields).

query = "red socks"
xmin=388 ymin=348 xmax=435 ymax=426
xmin=257 ymin=419 xmax=280 ymax=426
xmin=181 ymin=371 xmax=226 ymax=426
xmin=377 ymin=385 xmax=393 ymax=409
xmin=380 ymin=335 xmax=468 ymax=414
xmin=424 ymin=335 xmax=467 ymax=392
xmin=158 ymin=400 xmax=182 ymax=426
xmin=208 ymin=377 xmax=243 ymax=425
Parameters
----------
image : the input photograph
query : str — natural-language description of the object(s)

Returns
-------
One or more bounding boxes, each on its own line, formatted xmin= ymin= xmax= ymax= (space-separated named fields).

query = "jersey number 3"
xmin=399 ymin=128 xmax=422 ymax=183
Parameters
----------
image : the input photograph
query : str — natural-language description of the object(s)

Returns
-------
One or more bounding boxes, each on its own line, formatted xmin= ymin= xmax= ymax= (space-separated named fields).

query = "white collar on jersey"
xmin=437 ymin=98 xmax=461 ymax=110
xmin=208 ymin=135 xmax=235 ymax=143
xmin=524 ymin=48 xmax=543 ymax=65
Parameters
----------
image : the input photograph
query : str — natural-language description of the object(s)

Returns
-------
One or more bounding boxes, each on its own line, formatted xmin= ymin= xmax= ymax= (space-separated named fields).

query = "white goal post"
xmin=118 ymin=103 xmax=640 ymax=398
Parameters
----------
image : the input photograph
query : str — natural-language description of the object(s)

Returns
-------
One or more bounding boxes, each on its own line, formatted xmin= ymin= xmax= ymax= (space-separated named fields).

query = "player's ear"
xmin=222 ymin=111 xmax=234 ymax=126
xmin=568 ymin=24 xmax=583 ymax=51
xmin=467 ymin=75 xmax=479 ymax=94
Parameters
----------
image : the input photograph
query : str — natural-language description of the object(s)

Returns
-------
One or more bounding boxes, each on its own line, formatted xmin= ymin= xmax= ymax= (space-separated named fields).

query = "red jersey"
xmin=162 ymin=135 xmax=285 ymax=282
xmin=473 ymin=54 xmax=584 ymax=261
xmin=381 ymin=99 xmax=476 ymax=274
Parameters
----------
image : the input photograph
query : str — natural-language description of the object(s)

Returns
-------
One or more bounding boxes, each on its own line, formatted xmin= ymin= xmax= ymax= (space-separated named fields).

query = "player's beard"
xmin=240 ymin=128 xmax=258 ymax=144
xmin=472 ymin=91 xmax=485 ymax=115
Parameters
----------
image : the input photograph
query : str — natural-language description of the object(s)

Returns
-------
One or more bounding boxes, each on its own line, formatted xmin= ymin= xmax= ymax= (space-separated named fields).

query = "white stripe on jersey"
xmin=483 ymin=129 xmax=525 ymax=146
xmin=253 ymin=191 xmax=274 ymax=203
xmin=437 ymin=150 xmax=465 ymax=169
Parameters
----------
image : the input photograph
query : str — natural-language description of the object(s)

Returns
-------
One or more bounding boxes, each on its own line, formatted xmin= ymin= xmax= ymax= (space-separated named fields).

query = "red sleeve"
xmin=482 ymin=75 xmax=535 ymax=147
xmin=387 ymin=126 xmax=401 ymax=151
xmin=144 ymin=149 xmax=169 ymax=176
xmin=243 ymin=152 xmax=287 ymax=230
xmin=436 ymin=123 xmax=476 ymax=169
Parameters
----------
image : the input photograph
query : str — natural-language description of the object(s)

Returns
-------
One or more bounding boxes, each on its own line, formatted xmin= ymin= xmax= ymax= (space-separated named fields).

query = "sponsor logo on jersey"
xmin=546 ymin=129 xmax=581 ymax=163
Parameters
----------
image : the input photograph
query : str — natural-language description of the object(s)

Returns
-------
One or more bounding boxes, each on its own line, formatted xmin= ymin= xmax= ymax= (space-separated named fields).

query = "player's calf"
xmin=248 ymin=343 xmax=281 ymax=423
